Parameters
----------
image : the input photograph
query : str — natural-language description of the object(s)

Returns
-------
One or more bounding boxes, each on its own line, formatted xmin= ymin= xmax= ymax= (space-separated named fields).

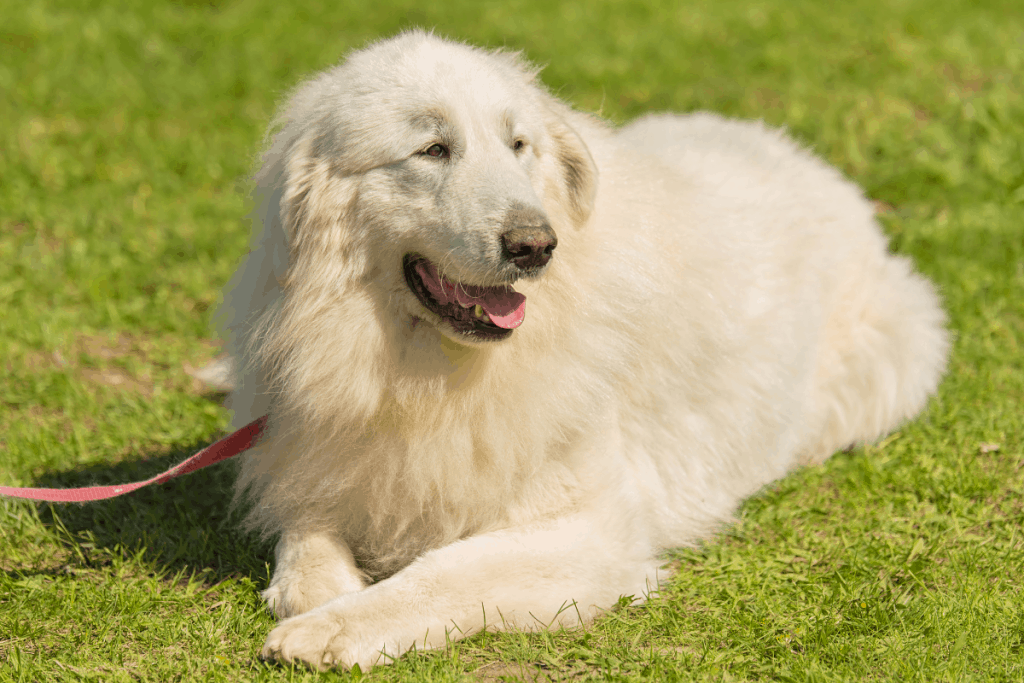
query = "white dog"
xmin=219 ymin=30 xmax=947 ymax=669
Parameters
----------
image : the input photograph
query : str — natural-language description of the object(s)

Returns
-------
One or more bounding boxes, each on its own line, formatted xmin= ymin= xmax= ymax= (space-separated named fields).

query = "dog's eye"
xmin=423 ymin=144 xmax=449 ymax=159
xmin=512 ymin=139 xmax=526 ymax=153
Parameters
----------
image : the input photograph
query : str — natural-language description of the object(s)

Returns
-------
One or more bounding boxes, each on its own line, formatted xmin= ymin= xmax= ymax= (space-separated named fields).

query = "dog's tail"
xmin=803 ymin=254 xmax=948 ymax=464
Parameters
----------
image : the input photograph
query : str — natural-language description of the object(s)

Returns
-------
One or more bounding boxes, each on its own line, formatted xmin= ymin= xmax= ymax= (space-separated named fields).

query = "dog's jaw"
xmin=402 ymin=254 xmax=520 ymax=343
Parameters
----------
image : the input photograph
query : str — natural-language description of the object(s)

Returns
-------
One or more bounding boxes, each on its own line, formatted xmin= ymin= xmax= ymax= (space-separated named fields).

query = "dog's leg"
xmin=262 ymin=529 xmax=369 ymax=618
xmin=261 ymin=512 xmax=659 ymax=670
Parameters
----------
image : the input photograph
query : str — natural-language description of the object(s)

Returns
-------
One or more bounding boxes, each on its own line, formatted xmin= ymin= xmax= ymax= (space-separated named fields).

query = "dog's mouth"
xmin=403 ymin=254 xmax=526 ymax=341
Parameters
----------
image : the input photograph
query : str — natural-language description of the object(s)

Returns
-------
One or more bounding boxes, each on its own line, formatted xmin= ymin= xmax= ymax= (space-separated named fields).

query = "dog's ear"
xmin=272 ymin=130 xmax=363 ymax=276
xmin=543 ymin=110 xmax=598 ymax=228
xmin=280 ymin=136 xmax=329 ymax=253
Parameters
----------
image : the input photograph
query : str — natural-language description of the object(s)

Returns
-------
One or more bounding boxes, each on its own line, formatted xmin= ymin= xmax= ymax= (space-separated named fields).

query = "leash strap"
xmin=0 ymin=416 xmax=267 ymax=503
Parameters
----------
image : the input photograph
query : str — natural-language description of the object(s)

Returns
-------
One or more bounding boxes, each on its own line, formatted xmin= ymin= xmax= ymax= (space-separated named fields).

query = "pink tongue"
xmin=415 ymin=261 xmax=526 ymax=329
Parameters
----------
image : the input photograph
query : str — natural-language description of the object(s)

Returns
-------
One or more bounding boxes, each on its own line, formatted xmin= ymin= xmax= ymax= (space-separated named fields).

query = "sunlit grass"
xmin=1 ymin=0 xmax=1022 ymax=680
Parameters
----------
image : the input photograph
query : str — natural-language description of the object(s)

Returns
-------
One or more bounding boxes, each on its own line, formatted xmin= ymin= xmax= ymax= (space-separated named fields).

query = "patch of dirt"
xmin=753 ymin=87 xmax=783 ymax=110
xmin=1 ymin=221 xmax=61 ymax=253
xmin=872 ymin=200 xmax=896 ymax=216
xmin=78 ymin=333 xmax=138 ymax=361
xmin=2 ymin=333 xmax=229 ymax=448
xmin=16 ymin=332 xmax=227 ymax=398
xmin=75 ymin=333 xmax=155 ymax=397
xmin=652 ymin=644 xmax=693 ymax=658
xmin=473 ymin=661 xmax=552 ymax=682
xmin=79 ymin=367 xmax=153 ymax=396
xmin=941 ymin=63 xmax=988 ymax=96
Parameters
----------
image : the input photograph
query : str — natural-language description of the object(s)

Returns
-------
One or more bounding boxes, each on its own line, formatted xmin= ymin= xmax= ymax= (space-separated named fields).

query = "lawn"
xmin=1 ymin=0 xmax=1023 ymax=680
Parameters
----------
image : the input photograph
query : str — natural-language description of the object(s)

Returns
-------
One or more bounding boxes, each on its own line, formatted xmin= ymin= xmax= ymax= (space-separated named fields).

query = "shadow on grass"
xmin=33 ymin=429 xmax=274 ymax=585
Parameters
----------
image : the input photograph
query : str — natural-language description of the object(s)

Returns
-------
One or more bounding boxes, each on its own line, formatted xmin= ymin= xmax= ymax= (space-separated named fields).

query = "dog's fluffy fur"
xmin=220 ymin=31 xmax=948 ymax=669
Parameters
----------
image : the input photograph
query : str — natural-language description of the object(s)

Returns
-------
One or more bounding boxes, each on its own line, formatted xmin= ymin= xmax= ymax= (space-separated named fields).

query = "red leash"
xmin=0 ymin=416 xmax=267 ymax=503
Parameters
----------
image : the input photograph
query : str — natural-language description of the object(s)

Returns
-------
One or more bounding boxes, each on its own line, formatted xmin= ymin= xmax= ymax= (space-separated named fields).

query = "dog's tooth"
xmin=474 ymin=304 xmax=484 ymax=319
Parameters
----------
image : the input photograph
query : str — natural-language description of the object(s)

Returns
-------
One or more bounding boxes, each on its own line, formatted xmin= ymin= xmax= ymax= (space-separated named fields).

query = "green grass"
xmin=1 ymin=0 xmax=1022 ymax=680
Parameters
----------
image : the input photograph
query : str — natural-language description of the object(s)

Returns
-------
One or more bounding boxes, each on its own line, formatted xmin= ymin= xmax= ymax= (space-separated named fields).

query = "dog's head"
xmin=260 ymin=31 xmax=598 ymax=347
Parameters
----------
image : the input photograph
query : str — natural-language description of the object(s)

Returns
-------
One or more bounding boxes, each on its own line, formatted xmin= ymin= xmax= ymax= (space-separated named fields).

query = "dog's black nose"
xmin=501 ymin=225 xmax=557 ymax=270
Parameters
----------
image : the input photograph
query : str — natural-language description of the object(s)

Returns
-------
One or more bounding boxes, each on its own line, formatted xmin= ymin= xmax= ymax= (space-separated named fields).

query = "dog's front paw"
xmin=262 ymin=605 xmax=402 ymax=671
xmin=262 ymin=610 xmax=361 ymax=670
xmin=262 ymin=579 xmax=334 ymax=619
xmin=262 ymin=562 xmax=367 ymax=618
